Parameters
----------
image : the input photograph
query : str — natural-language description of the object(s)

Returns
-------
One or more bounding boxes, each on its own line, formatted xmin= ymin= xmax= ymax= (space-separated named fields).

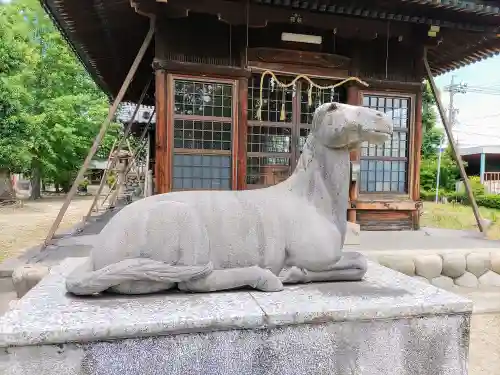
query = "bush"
xmin=420 ymin=188 xmax=452 ymax=202
xmin=476 ymin=194 xmax=500 ymax=210
xmin=458 ymin=175 xmax=485 ymax=197
xmin=107 ymin=173 xmax=117 ymax=189
xmin=420 ymin=153 xmax=460 ymax=193
xmin=77 ymin=178 xmax=89 ymax=192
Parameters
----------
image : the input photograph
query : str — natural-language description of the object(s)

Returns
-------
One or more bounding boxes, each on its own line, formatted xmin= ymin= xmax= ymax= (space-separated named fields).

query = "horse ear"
xmin=327 ymin=103 xmax=338 ymax=112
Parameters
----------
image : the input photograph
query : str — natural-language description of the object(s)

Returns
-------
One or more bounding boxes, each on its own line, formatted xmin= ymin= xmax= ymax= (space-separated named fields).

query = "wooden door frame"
xmin=357 ymin=89 xmax=417 ymax=202
xmin=166 ymin=74 xmax=240 ymax=191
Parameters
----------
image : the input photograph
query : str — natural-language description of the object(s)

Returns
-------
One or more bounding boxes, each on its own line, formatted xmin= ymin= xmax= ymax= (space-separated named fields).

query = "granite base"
xmin=0 ymin=258 xmax=472 ymax=375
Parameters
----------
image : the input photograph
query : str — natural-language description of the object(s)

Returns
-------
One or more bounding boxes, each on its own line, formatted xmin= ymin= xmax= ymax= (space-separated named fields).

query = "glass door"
xmin=246 ymin=73 xmax=346 ymax=189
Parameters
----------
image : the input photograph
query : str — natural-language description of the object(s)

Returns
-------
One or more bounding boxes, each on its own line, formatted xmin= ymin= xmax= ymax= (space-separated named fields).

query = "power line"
xmin=453 ymin=129 xmax=500 ymax=140
xmin=458 ymin=112 xmax=500 ymax=122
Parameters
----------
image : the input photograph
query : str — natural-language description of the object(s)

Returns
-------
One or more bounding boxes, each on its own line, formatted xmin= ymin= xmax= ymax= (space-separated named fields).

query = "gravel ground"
xmin=469 ymin=314 xmax=500 ymax=374
xmin=0 ymin=196 xmax=93 ymax=261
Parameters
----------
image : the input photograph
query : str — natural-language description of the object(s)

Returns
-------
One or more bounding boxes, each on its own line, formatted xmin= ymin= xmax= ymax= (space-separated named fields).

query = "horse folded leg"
xmin=178 ymin=266 xmax=284 ymax=292
xmin=110 ymin=280 xmax=175 ymax=294
xmin=280 ymin=252 xmax=367 ymax=284
xmin=66 ymin=258 xmax=213 ymax=295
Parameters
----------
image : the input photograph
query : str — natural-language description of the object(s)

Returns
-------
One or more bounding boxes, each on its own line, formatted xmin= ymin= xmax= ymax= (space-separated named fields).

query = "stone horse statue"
xmin=67 ymin=103 xmax=392 ymax=295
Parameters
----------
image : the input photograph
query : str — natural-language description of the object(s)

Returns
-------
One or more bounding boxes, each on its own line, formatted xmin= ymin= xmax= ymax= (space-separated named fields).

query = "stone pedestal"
xmin=0 ymin=258 xmax=472 ymax=375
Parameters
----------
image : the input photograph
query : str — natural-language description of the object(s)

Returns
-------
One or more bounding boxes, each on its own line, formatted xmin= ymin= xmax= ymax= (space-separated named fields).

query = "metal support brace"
xmin=42 ymin=19 xmax=155 ymax=247
xmin=423 ymin=47 xmax=485 ymax=233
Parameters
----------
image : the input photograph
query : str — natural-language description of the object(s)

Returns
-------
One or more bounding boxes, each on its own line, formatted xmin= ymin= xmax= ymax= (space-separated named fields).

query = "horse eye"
xmin=327 ymin=103 xmax=338 ymax=112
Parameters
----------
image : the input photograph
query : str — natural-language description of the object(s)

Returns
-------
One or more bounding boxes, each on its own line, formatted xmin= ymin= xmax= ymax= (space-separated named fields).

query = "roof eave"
xmin=40 ymin=0 xmax=113 ymax=99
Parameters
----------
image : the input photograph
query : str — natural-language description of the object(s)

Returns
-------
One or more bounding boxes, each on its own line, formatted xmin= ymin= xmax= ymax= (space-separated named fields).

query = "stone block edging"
xmin=374 ymin=251 xmax=500 ymax=288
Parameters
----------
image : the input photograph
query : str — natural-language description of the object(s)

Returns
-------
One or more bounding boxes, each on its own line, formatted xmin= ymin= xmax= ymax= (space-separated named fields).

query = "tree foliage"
xmin=0 ymin=0 xmax=119 ymax=197
xmin=419 ymin=80 xmax=460 ymax=195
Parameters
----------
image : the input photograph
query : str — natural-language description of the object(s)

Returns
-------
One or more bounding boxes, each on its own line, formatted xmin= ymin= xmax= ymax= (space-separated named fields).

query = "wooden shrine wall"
xmin=153 ymin=8 xmax=424 ymax=229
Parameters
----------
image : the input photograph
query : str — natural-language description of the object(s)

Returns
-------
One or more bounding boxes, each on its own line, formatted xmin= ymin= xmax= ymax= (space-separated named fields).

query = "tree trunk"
xmin=0 ymin=168 xmax=15 ymax=202
xmin=30 ymin=159 xmax=42 ymax=200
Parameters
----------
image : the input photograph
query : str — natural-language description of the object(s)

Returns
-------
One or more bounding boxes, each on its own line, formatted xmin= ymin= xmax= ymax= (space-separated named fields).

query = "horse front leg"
xmin=280 ymin=252 xmax=368 ymax=284
xmin=178 ymin=266 xmax=284 ymax=292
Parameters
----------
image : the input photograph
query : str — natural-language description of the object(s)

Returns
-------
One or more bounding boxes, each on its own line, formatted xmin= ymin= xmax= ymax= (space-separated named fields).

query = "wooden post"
xmin=237 ymin=77 xmax=248 ymax=190
xmin=42 ymin=19 xmax=155 ymax=247
xmin=347 ymin=83 xmax=360 ymax=223
xmin=155 ymin=69 xmax=168 ymax=194
xmin=424 ymin=47 xmax=485 ymax=233
xmin=411 ymin=87 xmax=423 ymax=229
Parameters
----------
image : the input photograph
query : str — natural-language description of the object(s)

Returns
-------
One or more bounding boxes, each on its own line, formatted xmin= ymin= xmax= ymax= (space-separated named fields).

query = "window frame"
xmin=169 ymin=74 xmax=239 ymax=191
xmin=358 ymin=90 xmax=416 ymax=198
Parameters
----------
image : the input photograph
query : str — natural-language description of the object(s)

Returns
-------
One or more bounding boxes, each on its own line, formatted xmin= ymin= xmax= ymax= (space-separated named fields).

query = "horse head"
xmin=310 ymin=102 xmax=393 ymax=150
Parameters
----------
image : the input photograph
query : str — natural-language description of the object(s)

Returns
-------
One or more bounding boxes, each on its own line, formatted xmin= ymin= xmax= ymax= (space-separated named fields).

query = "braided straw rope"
xmin=256 ymin=70 xmax=369 ymax=121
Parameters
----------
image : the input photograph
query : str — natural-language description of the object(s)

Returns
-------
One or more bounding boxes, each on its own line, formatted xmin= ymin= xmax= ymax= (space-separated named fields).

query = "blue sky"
xmin=435 ymin=55 xmax=500 ymax=147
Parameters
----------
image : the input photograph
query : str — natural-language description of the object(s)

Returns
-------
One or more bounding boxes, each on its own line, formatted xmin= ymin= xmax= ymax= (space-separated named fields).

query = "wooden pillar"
xmin=412 ymin=88 xmax=423 ymax=202
xmin=237 ymin=77 xmax=248 ymax=190
xmin=155 ymin=69 xmax=169 ymax=194
xmin=347 ymin=83 xmax=360 ymax=223
xmin=411 ymin=44 xmax=425 ymax=229
xmin=480 ymin=153 xmax=486 ymax=184
xmin=411 ymin=88 xmax=423 ymax=229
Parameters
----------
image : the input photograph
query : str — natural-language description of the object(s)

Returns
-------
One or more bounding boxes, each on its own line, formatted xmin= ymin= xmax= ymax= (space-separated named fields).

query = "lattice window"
xmin=246 ymin=74 xmax=346 ymax=188
xmin=173 ymin=154 xmax=231 ymax=190
xmin=247 ymin=126 xmax=292 ymax=153
xmin=359 ymin=95 xmax=410 ymax=193
xmin=173 ymin=120 xmax=232 ymax=151
xmin=248 ymin=75 xmax=293 ymax=122
xmin=300 ymin=84 xmax=342 ymax=125
xmin=246 ymin=156 xmax=291 ymax=188
xmin=172 ymin=78 xmax=234 ymax=191
xmin=299 ymin=128 xmax=310 ymax=153
xmin=174 ymin=80 xmax=232 ymax=118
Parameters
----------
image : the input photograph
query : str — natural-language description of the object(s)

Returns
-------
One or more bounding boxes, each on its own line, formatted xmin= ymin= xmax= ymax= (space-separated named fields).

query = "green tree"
xmin=419 ymin=80 xmax=460 ymax=195
xmin=421 ymin=81 xmax=442 ymax=159
xmin=0 ymin=0 xmax=118 ymax=198
xmin=0 ymin=2 xmax=32 ymax=200
xmin=420 ymin=148 xmax=460 ymax=193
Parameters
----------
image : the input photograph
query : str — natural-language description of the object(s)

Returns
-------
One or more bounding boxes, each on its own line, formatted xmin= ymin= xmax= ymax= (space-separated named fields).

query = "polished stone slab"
xmin=0 ymin=313 xmax=470 ymax=375
xmin=0 ymin=257 xmax=472 ymax=347
xmin=0 ymin=258 xmax=473 ymax=375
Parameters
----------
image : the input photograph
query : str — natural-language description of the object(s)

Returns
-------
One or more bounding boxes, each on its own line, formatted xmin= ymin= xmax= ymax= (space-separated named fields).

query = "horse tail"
xmin=65 ymin=258 xmax=214 ymax=295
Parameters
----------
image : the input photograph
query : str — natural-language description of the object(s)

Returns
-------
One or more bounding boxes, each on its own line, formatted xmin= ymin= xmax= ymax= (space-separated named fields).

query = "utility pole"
xmin=435 ymin=75 xmax=467 ymax=201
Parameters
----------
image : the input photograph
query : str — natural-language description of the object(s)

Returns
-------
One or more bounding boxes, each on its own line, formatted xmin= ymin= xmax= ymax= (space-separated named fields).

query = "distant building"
xmin=460 ymin=145 xmax=500 ymax=194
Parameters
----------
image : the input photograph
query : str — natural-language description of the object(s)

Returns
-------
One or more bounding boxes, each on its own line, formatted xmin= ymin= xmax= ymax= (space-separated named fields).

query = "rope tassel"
xmin=280 ymin=87 xmax=286 ymax=121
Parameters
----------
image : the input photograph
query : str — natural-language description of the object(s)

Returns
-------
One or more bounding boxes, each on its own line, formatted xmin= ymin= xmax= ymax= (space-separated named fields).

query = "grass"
xmin=421 ymin=202 xmax=500 ymax=240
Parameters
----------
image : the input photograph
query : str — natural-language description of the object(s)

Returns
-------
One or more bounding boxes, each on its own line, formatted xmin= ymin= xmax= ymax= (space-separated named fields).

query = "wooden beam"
xmin=165 ymin=0 xmax=412 ymax=38
xmin=237 ymin=77 xmax=248 ymax=190
xmin=350 ymin=201 xmax=419 ymax=211
xmin=42 ymin=18 xmax=155 ymax=247
xmin=152 ymin=59 xmax=251 ymax=78
xmin=155 ymin=69 xmax=168 ymax=194
xmin=424 ymin=47 xmax=485 ymax=233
